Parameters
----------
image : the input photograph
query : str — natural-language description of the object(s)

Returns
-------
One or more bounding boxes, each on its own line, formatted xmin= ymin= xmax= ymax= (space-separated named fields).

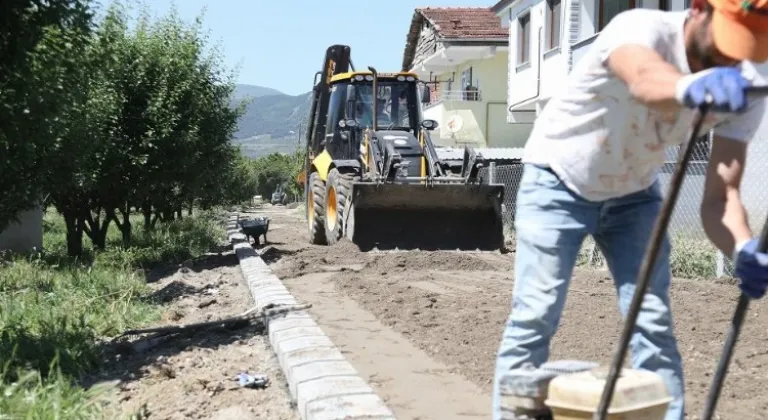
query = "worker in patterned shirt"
xmin=492 ymin=1 xmax=768 ymax=419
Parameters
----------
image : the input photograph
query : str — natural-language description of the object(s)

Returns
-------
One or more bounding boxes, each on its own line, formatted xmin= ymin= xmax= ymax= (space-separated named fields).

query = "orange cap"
xmin=708 ymin=0 xmax=768 ymax=62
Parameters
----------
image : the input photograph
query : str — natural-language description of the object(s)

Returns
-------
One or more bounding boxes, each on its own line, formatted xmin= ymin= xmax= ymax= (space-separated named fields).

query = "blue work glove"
xmin=733 ymin=238 xmax=768 ymax=299
xmin=676 ymin=67 xmax=750 ymax=113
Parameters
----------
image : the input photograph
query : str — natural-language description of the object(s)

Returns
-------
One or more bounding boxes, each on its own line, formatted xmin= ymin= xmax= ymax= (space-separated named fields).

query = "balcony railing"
xmin=439 ymin=89 xmax=482 ymax=101
xmin=424 ymin=89 xmax=484 ymax=110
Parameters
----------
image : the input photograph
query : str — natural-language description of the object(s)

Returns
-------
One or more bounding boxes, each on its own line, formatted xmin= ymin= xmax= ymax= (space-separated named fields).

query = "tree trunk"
xmin=187 ymin=202 xmax=193 ymax=216
xmin=175 ymin=208 xmax=182 ymax=220
xmin=63 ymin=209 xmax=83 ymax=257
xmin=122 ymin=204 xmax=132 ymax=245
xmin=83 ymin=207 xmax=111 ymax=250
xmin=142 ymin=201 xmax=152 ymax=231
xmin=91 ymin=222 xmax=109 ymax=249
xmin=111 ymin=205 xmax=132 ymax=246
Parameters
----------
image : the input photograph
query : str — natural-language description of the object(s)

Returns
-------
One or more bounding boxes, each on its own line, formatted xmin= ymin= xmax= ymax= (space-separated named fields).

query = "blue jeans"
xmin=492 ymin=164 xmax=684 ymax=420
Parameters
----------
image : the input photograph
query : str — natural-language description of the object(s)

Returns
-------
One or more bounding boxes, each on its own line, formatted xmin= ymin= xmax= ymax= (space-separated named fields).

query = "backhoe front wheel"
xmin=307 ymin=171 xmax=327 ymax=245
xmin=324 ymin=168 xmax=354 ymax=245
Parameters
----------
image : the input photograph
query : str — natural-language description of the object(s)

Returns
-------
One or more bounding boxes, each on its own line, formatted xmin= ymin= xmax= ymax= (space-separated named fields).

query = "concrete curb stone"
xmin=227 ymin=213 xmax=397 ymax=420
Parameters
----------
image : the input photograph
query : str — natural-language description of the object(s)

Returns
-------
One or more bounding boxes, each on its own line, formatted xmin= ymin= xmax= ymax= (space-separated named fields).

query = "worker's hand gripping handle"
xmin=746 ymin=85 xmax=768 ymax=98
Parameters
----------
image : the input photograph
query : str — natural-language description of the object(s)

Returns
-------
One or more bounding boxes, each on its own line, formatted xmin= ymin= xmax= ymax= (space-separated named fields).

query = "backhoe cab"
xmin=300 ymin=44 xmax=506 ymax=251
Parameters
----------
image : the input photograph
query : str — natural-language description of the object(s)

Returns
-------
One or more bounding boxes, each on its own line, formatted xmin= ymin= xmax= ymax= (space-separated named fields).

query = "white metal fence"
xmin=479 ymin=133 xmax=768 ymax=279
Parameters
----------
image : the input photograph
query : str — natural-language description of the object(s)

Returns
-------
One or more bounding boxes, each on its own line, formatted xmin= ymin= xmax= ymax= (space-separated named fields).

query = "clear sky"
xmin=107 ymin=0 xmax=495 ymax=96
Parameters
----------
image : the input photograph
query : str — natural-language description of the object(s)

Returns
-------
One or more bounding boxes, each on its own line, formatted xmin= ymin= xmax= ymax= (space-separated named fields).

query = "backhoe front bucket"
xmin=344 ymin=182 xmax=505 ymax=251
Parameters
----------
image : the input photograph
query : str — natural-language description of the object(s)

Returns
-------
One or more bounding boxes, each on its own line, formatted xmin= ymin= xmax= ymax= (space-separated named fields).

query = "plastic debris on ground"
xmin=236 ymin=372 xmax=270 ymax=389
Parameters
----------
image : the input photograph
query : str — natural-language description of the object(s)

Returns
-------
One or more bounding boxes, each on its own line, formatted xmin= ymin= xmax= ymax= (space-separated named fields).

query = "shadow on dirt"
xmin=258 ymin=246 xmax=297 ymax=264
xmin=82 ymin=322 xmax=266 ymax=391
xmin=143 ymin=247 xmax=238 ymax=283
xmin=81 ymin=250 xmax=264 ymax=392
xmin=245 ymin=241 xmax=285 ymax=249
xmin=148 ymin=280 xmax=210 ymax=304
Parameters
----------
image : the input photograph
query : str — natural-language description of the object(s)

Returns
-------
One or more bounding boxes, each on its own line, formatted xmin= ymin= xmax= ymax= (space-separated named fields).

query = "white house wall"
xmin=539 ymin=45 xmax=568 ymax=100
xmin=424 ymin=102 xmax=487 ymax=147
xmin=494 ymin=110 xmax=536 ymax=147
xmin=577 ymin=0 xmax=595 ymax=40
xmin=506 ymin=0 xmax=543 ymax=112
xmin=506 ymin=0 xmax=694 ymax=120
xmin=506 ymin=0 xmax=573 ymax=119
xmin=574 ymin=0 xmax=688 ymax=43
xmin=424 ymin=52 xmax=509 ymax=146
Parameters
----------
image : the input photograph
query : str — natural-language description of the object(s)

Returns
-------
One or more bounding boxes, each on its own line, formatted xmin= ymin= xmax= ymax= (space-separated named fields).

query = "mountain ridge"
xmin=231 ymin=84 xmax=313 ymax=158
xmin=232 ymin=84 xmax=284 ymax=101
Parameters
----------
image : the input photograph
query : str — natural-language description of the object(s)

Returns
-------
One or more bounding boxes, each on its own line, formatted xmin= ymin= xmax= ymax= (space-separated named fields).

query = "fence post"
xmin=716 ymin=250 xmax=725 ymax=278
xmin=489 ymin=162 xmax=496 ymax=184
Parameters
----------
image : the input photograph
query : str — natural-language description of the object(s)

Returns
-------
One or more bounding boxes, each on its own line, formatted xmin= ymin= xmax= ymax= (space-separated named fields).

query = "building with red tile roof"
xmin=402 ymin=7 xmax=508 ymax=71
xmin=401 ymin=6 xmax=510 ymax=148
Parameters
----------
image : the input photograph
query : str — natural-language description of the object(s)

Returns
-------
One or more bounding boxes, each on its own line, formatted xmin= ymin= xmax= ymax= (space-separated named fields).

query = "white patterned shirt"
xmin=522 ymin=8 xmax=766 ymax=201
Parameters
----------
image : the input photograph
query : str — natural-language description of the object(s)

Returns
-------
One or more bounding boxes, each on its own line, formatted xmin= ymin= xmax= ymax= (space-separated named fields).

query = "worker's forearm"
xmin=701 ymin=194 xmax=753 ymax=259
xmin=626 ymin=60 xmax=683 ymax=110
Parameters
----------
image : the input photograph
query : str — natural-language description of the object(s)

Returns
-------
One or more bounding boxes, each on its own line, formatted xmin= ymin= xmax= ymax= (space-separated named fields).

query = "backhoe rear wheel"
xmin=324 ymin=168 xmax=353 ymax=245
xmin=307 ymin=171 xmax=327 ymax=245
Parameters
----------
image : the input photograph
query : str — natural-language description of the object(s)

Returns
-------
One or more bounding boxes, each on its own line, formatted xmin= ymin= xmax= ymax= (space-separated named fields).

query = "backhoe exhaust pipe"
xmin=368 ymin=66 xmax=378 ymax=130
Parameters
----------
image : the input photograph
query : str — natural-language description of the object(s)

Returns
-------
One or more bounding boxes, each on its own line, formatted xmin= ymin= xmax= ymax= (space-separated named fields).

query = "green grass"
xmin=0 ymin=207 xmax=227 ymax=419
xmin=0 ymin=370 xmax=114 ymax=420
xmin=668 ymin=237 xmax=720 ymax=279
xmin=573 ymin=235 xmax=721 ymax=279
xmin=504 ymin=228 xmax=722 ymax=280
xmin=41 ymin=209 xmax=227 ymax=270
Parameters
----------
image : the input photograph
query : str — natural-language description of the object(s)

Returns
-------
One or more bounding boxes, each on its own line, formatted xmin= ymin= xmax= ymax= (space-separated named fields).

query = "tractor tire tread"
xmin=325 ymin=168 xmax=355 ymax=245
xmin=308 ymin=172 xmax=327 ymax=245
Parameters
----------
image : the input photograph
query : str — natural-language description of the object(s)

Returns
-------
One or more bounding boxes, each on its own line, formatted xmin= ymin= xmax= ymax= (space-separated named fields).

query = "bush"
xmin=0 ymin=207 xmax=225 ymax=417
xmin=40 ymin=208 xmax=225 ymax=269
xmin=0 ymin=370 xmax=111 ymax=419
xmin=517 ymin=233 xmax=723 ymax=280
xmin=95 ymin=216 xmax=224 ymax=270
xmin=668 ymin=237 xmax=719 ymax=279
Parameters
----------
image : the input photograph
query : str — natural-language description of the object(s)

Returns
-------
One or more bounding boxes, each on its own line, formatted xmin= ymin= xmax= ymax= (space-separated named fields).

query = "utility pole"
xmin=295 ymin=122 xmax=304 ymax=203
xmin=297 ymin=123 xmax=302 ymax=150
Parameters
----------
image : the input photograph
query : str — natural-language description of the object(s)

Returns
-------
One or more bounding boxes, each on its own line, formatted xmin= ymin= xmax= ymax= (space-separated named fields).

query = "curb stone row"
xmin=227 ymin=213 xmax=397 ymax=420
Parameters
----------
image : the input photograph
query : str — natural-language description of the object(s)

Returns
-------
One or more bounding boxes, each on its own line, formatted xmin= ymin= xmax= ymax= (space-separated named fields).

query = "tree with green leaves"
xmin=3 ymin=0 xmax=257 ymax=256
xmin=45 ymin=3 xmax=126 ymax=255
xmin=126 ymin=5 xmax=247 ymax=229
xmin=50 ymin=1 xmax=252 ymax=255
xmin=0 ymin=0 xmax=93 ymax=233
xmin=248 ymin=151 xmax=305 ymax=202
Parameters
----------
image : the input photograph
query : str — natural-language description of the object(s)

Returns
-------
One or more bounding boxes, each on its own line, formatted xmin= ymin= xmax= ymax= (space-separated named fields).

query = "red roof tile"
xmin=417 ymin=7 xmax=507 ymax=39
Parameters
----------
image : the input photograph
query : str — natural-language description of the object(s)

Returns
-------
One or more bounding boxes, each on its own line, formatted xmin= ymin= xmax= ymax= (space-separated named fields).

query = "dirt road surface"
xmin=91 ymin=246 xmax=298 ymax=420
xmin=253 ymin=204 xmax=768 ymax=420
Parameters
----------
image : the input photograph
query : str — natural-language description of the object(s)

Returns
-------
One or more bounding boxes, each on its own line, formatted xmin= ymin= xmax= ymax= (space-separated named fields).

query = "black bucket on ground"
xmin=344 ymin=182 xmax=505 ymax=251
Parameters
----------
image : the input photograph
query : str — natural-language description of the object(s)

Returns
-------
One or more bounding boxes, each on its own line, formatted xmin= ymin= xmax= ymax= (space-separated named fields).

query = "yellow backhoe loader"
xmin=298 ymin=44 xmax=513 ymax=251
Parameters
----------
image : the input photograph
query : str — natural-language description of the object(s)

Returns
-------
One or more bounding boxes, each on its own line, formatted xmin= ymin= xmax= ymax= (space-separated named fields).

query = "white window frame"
xmin=516 ymin=9 xmax=531 ymax=67
xmin=545 ymin=0 xmax=562 ymax=51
